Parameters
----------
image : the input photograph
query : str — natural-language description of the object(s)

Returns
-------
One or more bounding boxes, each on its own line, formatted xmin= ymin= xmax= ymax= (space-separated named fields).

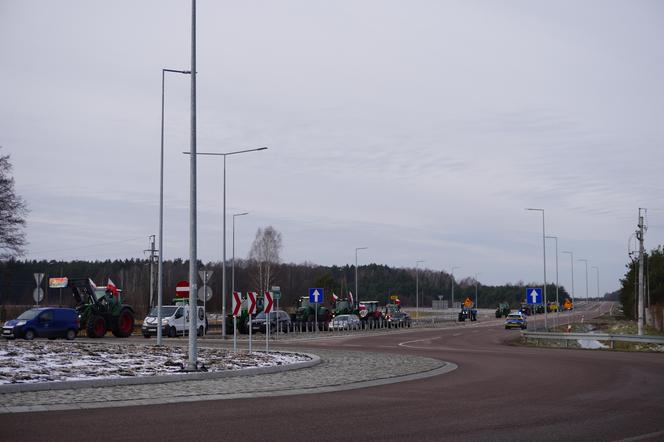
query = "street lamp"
xmin=450 ymin=266 xmax=460 ymax=309
xmin=526 ymin=208 xmax=548 ymax=329
xmin=578 ymin=259 xmax=589 ymax=303
xmin=157 ymin=68 xmax=191 ymax=346
xmin=232 ymin=212 xmax=249 ymax=293
xmin=416 ymin=260 xmax=425 ymax=317
xmin=474 ymin=273 xmax=481 ymax=309
xmin=592 ymin=266 xmax=600 ymax=300
xmin=546 ymin=235 xmax=559 ymax=328
xmin=184 ymin=147 xmax=268 ymax=338
xmin=355 ymin=247 xmax=368 ymax=308
xmin=562 ymin=251 xmax=574 ymax=307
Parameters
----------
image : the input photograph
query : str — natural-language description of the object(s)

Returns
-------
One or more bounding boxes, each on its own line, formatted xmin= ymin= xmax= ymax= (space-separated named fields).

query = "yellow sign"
xmin=563 ymin=299 xmax=573 ymax=310
xmin=390 ymin=295 xmax=398 ymax=301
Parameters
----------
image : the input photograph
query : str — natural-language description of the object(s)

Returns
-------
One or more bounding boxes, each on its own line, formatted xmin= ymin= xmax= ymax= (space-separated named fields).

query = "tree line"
xmin=618 ymin=245 xmax=664 ymax=319
xmin=0 ymin=258 xmax=570 ymax=317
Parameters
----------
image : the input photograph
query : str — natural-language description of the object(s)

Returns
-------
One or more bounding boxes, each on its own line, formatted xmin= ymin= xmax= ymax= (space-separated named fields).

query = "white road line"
xmin=613 ymin=429 xmax=664 ymax=442
xmin=398 ymin=336 xmax=442 ymax=348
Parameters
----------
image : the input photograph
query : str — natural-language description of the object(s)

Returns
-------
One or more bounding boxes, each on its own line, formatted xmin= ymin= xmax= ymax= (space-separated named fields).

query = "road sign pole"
xmin=233 ymin=316 xmax=237 ymax=352
xmin=266 ymin=311 xmax=270 ymax=353
xmin=315 ymin=302 xmax=318 ymax=333
xmin=249 ymin=313 xmax=252 ymax=353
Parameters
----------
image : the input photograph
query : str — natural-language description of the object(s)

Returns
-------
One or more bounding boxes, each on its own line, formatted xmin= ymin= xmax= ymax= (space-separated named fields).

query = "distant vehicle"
xmin=2 ymin=307 xmax=79 ymax=340
xmin=250 ymin=310 xmax=291 ymax=333
xmin=458 ymin=307 xmax=477 ymax=322
xmin=329 ymin=314 xmax=361 ymax=330
xmin=359 ymin=301 xmax=384 ymax=328
xmin=495 ymin=303 xmax=511 ymax=318
xmin=547 ymin=302 xmax=559 ymax=312
xmin=141 ymin=303 xmax=207 ymax=338
xmin=69 ymin=278 xmax=135 ymax=338
xmin=386 ymin=311 xmax=411 ymax=328
xmin=505 ymin=312 xmax=528 ymax=330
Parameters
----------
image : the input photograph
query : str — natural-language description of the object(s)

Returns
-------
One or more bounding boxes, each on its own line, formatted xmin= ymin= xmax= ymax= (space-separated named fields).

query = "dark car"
xmin=2 ymin=307 xmax=79 ymax=340
xmin=249 ymin=310 xmax=291 ymax=333
xmin=386 ymin=311 xmax=411 ymax=328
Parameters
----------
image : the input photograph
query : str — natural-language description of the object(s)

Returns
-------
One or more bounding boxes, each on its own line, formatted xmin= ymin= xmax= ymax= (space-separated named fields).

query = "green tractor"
xmin=495 ymin=302 xmax=511 ymax=318
xmin=295 ymin=296 xmax=332 ymax=330
xmin=69 ymin=278 xmax=135 ymax=338
xmin=332 ymin=297 xmax=355 ymax=317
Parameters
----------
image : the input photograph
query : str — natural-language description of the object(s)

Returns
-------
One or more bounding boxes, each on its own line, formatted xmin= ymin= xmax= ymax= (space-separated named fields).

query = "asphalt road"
xmin=2 ymin=302 xmax=663 ymax=442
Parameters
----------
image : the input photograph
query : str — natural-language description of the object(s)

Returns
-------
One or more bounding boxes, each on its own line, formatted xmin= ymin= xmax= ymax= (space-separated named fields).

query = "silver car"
xmin=329 ymin=314 xmax=361 ymax=331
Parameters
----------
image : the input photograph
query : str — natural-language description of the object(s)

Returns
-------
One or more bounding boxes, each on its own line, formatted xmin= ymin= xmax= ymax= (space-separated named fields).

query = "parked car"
xmin=386 ymin=311 xmax=411 ymax=328
xmin=505 ymin=312 xmax=528 ymax=330
xmin=2 ymin=307 xmax=79 ymax=340
xmin=329 ymin=314 xmax=361 ymax=330
xmin=249 ymin=310 xmax=291 ymax=333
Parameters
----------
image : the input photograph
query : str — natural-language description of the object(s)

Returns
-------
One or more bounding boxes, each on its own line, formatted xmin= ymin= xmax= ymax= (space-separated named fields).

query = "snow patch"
xmin=0 ymin=340 xmax=310 ymax=384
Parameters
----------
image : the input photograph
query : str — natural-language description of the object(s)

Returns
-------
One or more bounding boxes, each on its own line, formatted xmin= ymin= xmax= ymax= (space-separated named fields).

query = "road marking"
xmin=613 ymin=429 xmax=664 ymax=442
xmin=398 ymin=337 xmax=442 ymax=348
xmin=452 ymin=333 xmax=461 ymax=337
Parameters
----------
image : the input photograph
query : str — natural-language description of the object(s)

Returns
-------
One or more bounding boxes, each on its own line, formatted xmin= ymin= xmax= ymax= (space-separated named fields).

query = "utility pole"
xmin=144 ymin=235 xmax=158 ymax=309
xmin=637 ymin=208 xmax=646 ymax=336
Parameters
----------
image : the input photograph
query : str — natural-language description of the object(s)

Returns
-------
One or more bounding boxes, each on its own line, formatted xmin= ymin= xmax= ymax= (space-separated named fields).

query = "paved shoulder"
xmin=0 ymin=348 xmax=454 ymax=414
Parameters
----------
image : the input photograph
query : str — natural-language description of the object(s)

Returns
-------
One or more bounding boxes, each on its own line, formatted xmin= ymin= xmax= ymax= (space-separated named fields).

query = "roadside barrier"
xmin=522 ymin=331 xmax=664 ymax=349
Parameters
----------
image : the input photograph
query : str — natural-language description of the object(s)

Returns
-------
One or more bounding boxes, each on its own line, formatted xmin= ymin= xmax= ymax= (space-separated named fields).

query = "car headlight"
xmin=16 ymin=320 xmax=26 ymax=326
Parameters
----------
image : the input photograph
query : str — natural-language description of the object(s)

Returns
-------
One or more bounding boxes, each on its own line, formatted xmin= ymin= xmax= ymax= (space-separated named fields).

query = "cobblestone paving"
xmin=0 ymin=347 xmax=448 ymax=413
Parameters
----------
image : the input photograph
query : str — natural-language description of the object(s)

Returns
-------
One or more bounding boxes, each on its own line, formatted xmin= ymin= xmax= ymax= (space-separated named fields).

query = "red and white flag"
xmin=106 ymin=278 xmax=118 ymax=296
xmin=332 ymin=292 xmax=338 ymax=302
xmin=348 ymin=291 xmax=354 ymax=305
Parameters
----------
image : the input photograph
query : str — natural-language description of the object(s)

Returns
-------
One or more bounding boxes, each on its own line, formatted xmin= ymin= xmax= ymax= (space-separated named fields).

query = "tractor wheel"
xmin=87 ymin=315 xmax=106 ymax=338
xmin=112 ymin=308 xmax=135 ymax=338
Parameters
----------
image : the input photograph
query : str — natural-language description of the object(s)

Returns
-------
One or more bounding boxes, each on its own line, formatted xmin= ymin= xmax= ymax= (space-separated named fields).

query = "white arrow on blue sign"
xmin=309 ymin=288 xmax=324 ymax=303
xmin=526 ymin=288 xmax=543 ymax=304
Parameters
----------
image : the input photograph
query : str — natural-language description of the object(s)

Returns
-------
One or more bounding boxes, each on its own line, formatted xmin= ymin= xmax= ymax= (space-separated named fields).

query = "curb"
xmin=0 ymin=352 xmax=320 ymax=394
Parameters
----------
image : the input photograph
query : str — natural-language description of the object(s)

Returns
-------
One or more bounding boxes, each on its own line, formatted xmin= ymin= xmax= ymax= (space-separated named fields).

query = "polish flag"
xmin=107 ymin=278 xmax=119 ymax=296
xmin=332 ymin=293 xmax=338 ymax=302
xmin=348 ymin=291 xmax=354 ymax=305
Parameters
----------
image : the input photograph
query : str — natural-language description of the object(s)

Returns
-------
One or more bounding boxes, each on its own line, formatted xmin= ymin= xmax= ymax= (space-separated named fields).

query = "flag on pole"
xmin=106 ymin=278 xmax=118 ymax=296
xmin=349 ymin=291 xmax=354 ymax=305
xmin=332 ymin=292 xmax=338 ymax=302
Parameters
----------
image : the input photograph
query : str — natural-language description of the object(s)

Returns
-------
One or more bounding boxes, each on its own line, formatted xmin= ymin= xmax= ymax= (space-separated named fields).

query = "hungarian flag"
xmin=107 ymin=278 xmax=119 ymax=296
xmin=348 ymin=291 xmax=354 ymax=305
xmin=332 ymin=292 xmax=338 ymax=302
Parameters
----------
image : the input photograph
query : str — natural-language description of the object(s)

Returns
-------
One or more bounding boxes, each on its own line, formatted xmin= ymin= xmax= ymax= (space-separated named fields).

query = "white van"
xmin=141 ymin=304 xmax=207 ymax=338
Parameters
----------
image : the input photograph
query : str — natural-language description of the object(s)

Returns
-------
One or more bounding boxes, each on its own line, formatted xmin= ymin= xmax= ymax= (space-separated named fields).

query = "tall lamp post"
xmin=416 ymin=260 xmax=425 ymax=318
xmin=579 ymin=259 xmax=589 ymax=303
xmin=450 ymin=266 xmax=460 ymax=309
xmin=562 ymin=251 xmax=574 ymax=308
xmin=545 ymin=235 xmax=559 ymax=328
xmin=592 ymin=266 xmax=600 ymax=300
xmin=526 ymin=208 xmax=548 ymax=329
xmin=184 ymin=147 xmax=268 ymax=339
xmin=355 ymin=247 xmax=368 ymax=308
xmin=232 ymin=212 xmax=249 ymax=293
xmin=157 ymin=68 xmax=190 ymax=346
xmin=474 ymin=272 xmax=481 ymax=309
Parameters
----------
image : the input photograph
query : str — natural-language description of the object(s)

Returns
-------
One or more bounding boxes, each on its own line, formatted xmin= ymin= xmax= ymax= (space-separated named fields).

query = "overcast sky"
xmin=1 ymin=0 xmax=663 ymax=296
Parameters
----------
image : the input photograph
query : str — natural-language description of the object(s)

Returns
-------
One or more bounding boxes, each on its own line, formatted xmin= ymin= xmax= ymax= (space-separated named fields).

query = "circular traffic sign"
xmin=197 ymin=286 xmax=213 ymax=302
xmin=175 ymin=280 xmax=189 ymax=297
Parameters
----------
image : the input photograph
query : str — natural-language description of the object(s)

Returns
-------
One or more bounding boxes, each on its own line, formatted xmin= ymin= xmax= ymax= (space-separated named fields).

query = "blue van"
xmin=2 ymin=307 xmax=79 ymax=340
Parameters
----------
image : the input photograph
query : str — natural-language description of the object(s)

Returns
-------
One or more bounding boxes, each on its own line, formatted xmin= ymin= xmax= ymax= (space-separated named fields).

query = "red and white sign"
xmin=232 ymin=291 xmax=242 ymax=317
xmin=247 ymin=292 xmax=258 ymax=315
xmin=175 ymin=280 xmax=189 ymax=297
xmin=264 ymin=291 xmax=274 ymax=314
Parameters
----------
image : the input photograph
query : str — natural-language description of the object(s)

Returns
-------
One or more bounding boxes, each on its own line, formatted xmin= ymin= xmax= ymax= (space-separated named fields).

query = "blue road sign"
xmin=526 ymin=288 xmax=543 ymax=304
xmin=309 ymin=288 xmax=324 ymax=304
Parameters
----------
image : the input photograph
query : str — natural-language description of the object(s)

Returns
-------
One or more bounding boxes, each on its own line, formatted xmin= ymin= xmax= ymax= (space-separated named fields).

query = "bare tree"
xmin=0 ymin=150 xmax=27 ymax=258
xmin=248 ymin=226 xmax=282 ymax=292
